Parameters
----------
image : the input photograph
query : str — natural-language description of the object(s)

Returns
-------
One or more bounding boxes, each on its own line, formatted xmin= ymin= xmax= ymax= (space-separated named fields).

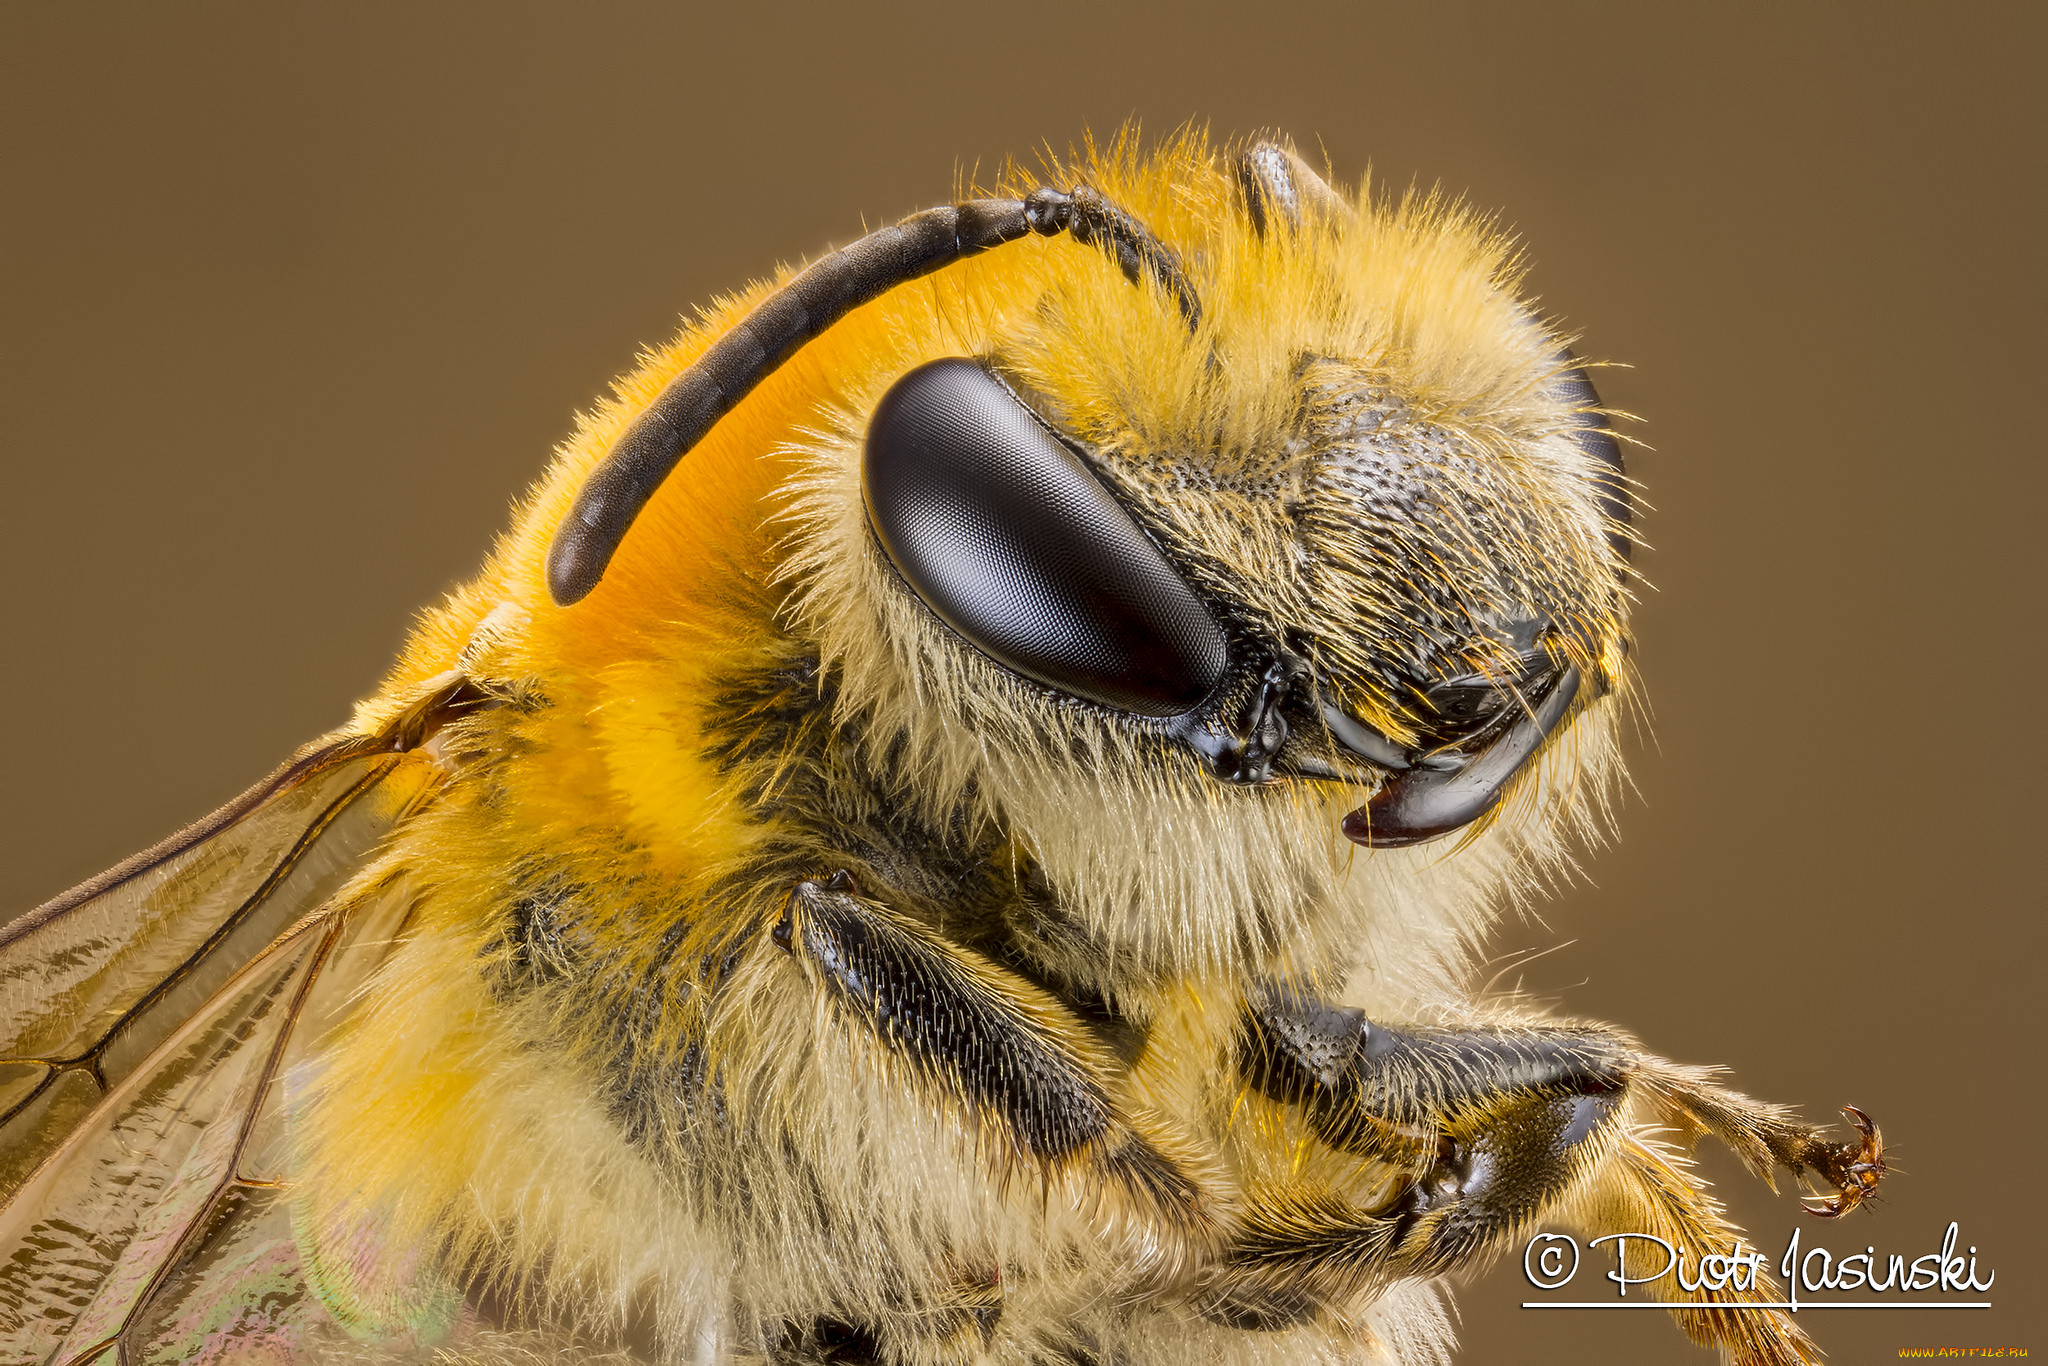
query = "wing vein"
xmin=0 ymin=760 xmax=393 ymax=1131
xmin=103 ymin=918 xmax=346 ymax=1363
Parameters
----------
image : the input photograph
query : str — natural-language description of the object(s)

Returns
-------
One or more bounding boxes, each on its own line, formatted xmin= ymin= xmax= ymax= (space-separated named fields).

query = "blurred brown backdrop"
xmin=2 ymin=4 xmax=2039 ymax=1361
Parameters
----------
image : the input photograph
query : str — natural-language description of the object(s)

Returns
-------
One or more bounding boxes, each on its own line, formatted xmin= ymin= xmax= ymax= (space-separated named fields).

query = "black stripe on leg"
xmin=1413 ymin=1088 xmax=1622 ymax=1268
xmin=1241 ymin=986 xmax=1629 ymax=1155
xmin=779 ymin=878 xmax=1113 ymax=1160
xmin=1199 ymin=1190 xmax=1404 ymax=1329
xmin=1207 ymin=1083 xmax=1621 ymax=1323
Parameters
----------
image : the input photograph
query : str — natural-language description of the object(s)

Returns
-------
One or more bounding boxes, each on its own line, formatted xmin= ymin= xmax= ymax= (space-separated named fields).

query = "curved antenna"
xmin=546 ymin=185 xmax=1201 ymax=606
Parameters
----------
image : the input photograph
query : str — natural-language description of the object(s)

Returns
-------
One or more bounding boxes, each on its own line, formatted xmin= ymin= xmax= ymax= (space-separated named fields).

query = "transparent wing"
xmin=0 ymin=676 xmax=478 ymax=1365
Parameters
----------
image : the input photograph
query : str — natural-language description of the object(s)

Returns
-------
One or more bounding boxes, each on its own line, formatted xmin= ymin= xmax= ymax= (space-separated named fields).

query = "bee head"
xmin=851 ymin=340 xmax=1628 ymax=836
xmin=538 ymin=133 xmax=1634 ymax=977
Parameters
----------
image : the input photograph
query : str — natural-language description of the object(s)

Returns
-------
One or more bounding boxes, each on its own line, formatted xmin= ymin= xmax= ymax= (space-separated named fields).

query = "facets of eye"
xmin=861 ymin=358 xmax=1228 ymax=717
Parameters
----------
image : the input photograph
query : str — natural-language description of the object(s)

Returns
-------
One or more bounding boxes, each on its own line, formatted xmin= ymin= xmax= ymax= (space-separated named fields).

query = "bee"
xmin=0 ymin=131 xmax=1883 ymax=1366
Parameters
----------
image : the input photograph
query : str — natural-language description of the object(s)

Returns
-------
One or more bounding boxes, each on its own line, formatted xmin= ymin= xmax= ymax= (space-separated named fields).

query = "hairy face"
xmin=769 ymin=145 xmax=1631 ymax=986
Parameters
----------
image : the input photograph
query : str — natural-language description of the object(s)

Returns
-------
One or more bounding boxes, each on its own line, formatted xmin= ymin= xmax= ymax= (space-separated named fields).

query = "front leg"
xmin=1637 ymin=1066 xmax=1885 ymax=1218
xmin=1209 ymin=987 xmax=1883 ymax=1365
xmin=1207 ymin=992 xmax=1633 ymax=1324
xmin=772 ymin=872 xmax=1214 ymax=1248
xmin=761 ymin=870 xmax=1225 ymax=1362
xmin=775 ymin=870 xmax=1112 ymax=1165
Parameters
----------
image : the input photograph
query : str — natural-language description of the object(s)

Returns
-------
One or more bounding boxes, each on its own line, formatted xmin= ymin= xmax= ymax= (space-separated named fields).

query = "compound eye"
xmin=862 ymin=358 xmax=1227 ymax=716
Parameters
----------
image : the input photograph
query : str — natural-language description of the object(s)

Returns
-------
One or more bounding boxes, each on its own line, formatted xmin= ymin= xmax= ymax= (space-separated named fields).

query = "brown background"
xmin=2 ymin=4 xmax=2039 ymax=1362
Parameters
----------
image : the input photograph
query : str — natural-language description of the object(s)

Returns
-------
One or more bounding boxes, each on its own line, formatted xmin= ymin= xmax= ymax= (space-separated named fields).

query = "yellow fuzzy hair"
xmin=289 ymin=128 xmax=1643 ymax=1364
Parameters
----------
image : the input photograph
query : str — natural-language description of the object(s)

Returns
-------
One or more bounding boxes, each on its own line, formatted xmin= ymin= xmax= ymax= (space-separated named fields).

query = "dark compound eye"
xmin=862 ymin=358 xmax=1227 ymax=717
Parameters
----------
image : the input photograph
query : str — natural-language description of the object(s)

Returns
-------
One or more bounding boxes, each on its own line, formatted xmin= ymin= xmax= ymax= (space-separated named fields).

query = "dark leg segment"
xmin=774 ymin=872 xmax=1213 ymax=1258
xmin=1194 ymin=989 xmax=1637 ymax=1324
xmin=774 ymin=872 xmax=1114 ymax=1161
xmin=1241 ymin=984 xmax=1628 ymax=1166
xmin=771 ymin=873 xmax=1220 ymax=1356
xmin=1205 ymin=1095 xmax=1621 ymax=1324
xmin=1212 ymin=984 xmax=1881 ymax=1360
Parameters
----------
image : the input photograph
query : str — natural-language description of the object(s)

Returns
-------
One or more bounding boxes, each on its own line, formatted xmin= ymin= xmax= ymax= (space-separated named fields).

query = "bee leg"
xmin=1243 ymin=986 xmax=1884 ymax=1220
xmin=1240 ymin=984 xmax=1632 ymax=1177
xmin=1802 ymin=1106 xmax=1884 ymax=1217
xmin=1572 ymin=1127 xmax=1833 ymax=1366
xmin=772 ymin=873 xmax=1215 ymax=1245
xmin=1191 ymin=989 xmax=1633 ymax=1326
xmin=774 ymin=871 xmax=1113 ymax=1164
xmin=1633 ymin=1062 xmax=1886 ymax=1217
xmin=1224 ymin=988 xmax=1869 ymax=1364
xmin=1205 ymin=1043 xmax=1626 ymax=1328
